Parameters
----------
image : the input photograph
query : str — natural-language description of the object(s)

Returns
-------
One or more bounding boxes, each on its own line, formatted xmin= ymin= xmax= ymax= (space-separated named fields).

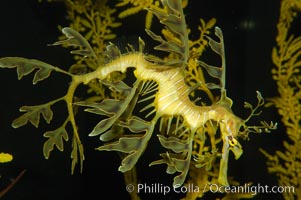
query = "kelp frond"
xmin=116 ymin=0 xmax=188 ymax=29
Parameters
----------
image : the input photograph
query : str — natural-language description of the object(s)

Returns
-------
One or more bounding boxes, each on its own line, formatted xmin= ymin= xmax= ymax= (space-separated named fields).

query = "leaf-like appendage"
xmin=119 ymin=116 xmax=151 ymax=133
xmin=99 ymin=139 xmax=145 ymax=172
xmin=98 ymin=116 xmax=156 ymax=172
xmin=149 ymin=153 xmax=178 ymax=174
xmin=171 ymin=157 xmax=191 ymax=186
xmin=243 ymin=91 xmax=269 ymax=124
xmin=12 ymin=104 xmax=53 ymax=128
xmin=76 ymin=99 xmax=122 ymax=116
xmin=244 ymin=101 xmax=253 ymax=109
xmin=78 ymin=81 xmax=136 ymax=137
xmin=150 ymin=132 xmax=194 ymax=186
xmin=98 ymin=137 xmax=145 ymax=172
xmin=0 ymin=57 xmax=58 ymax=84
xmin=98 ymin=137 xmax=143 ymax=154
xmin=229 ymin=143 xmax=243 ymax=160
xmin=197 ymin=27 xmax=226 ymax=90
xmin=101 ymin=80 xmax=132 ymax=94
xmin=149 ymin=151 xmax=190 ymax=186
xmin=76 ymin=80 xmax=132 ymax=114
xmin=84 ymin=98 xmax=131 ymax=137
xmin=157 ymin=135 xmax=189 ymax=153
xmin=99 ymin=126 xmax=124 ymax=142
xmin=104 ymin=42 xmax=122 ymax=63
xmin=256 ymin=90 xmax=264 ymax=105
xmin=146 ymin=0 xmax=189 ymax=68
xmin=50 ymin=27 xmax=96 ymax=59
xmin=43 ymin=126 xmax=69 ymax=159
xmin=71 ymin=135 xmax=84 ymax=174
xmin=75 ymin=80 xmax=138 ymax=147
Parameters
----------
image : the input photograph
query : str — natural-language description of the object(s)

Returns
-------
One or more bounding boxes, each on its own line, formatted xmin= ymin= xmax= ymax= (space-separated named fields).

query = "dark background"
xmin=0 ymin=0 xmax=285 ymax=199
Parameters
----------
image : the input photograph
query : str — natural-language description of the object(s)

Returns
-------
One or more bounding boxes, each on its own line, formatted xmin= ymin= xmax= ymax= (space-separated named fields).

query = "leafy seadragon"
xmin=0 ymin=0 xmax=276 ymax=187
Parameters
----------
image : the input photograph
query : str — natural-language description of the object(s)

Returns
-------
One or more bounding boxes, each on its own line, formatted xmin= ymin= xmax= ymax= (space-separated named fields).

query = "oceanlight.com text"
xmin=125 ymin=182 xmax=295 ymax=196
xmin=205 ymin=183 xmax=295 ymax=196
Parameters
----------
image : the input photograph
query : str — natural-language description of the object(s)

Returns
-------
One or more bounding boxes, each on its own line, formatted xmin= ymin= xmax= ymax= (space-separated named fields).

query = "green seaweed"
xmin=260 ymin=0 xmax=301 ymax=199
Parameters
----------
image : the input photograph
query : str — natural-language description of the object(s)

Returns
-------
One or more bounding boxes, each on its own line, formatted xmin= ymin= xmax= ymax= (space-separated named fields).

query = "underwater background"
xmin=0 ymin=0 xmax=296 ymax=199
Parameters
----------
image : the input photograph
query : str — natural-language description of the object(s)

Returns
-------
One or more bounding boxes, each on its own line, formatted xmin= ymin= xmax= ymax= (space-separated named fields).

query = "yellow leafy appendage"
xmin=261 ymin=0 xmax=301 ymax=199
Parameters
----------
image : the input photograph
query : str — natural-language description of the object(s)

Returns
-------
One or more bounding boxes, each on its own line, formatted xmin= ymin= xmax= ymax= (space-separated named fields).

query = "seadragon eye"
xmin=227 ymin=135 xmax=238 ymax=147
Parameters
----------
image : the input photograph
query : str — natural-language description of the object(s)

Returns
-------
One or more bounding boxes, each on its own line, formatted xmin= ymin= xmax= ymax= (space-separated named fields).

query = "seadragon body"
xmin=0 ymin=0 xmax=276 ymax=188
xmin=67 ymin=26 xmax=243 ymax=186
xmin=82 ymin=51 xmax=241 ymax=132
